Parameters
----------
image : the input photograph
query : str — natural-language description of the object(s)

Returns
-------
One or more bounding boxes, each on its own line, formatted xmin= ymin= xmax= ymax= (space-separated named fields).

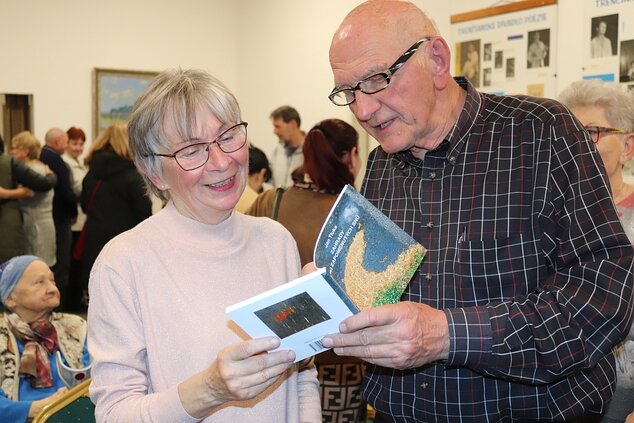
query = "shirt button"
xmin=426 ymin=221 xmax=434 ymax=230
xmin=429 ymin=171 xmax=436 ymax=179
xmin=448 ymin=156 xmax=457 ymax=165
xmin=425 ymin=273 xmax=432 ymax=281
xmin=421 ymin=382 xmax=428 ymax=389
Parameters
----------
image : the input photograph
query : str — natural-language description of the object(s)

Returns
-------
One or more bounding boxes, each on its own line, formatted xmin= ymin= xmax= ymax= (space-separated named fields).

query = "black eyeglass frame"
xmin=328 ymin=37 xmax=433 ymax=106
xmin=148 ymin=121 xmax=248 ymax=171
xmin=583 ymin=125 xmax=628 ymax=144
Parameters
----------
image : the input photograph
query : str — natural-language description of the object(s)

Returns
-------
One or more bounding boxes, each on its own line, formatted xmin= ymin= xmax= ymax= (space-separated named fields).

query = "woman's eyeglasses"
xmin=584 ymin=125 xmax=627 ymax=144
xmin=149 ymin=122 xmax=248 ymax=171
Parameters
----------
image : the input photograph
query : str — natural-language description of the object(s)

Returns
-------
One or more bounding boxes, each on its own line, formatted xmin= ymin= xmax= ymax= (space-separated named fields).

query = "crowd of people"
xmin=1 ymin=1 xmax=634 ymax=422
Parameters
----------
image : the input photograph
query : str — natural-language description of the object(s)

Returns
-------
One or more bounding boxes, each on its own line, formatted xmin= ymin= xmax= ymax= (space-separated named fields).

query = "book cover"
xmin=314 ymin=185 xmax=426 ymax=309
xmin=55 ymin=351 xmax=92 ymax=389
xmin=226 ymin=185 xmax=425 ymax=361
xmin=226 ymin=268 xmax=358 ymax=361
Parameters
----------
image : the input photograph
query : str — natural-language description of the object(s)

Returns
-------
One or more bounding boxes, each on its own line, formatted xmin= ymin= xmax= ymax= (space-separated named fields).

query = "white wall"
xmin=0 ymin=0 xmax=602 ymax=161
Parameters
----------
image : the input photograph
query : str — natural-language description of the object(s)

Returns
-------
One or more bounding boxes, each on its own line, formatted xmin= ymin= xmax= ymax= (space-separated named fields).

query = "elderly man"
xmin=0 ymin=255 xmax=89 ymax=422
xmin=40 ymin=128 xmax=78 ymax=310
xmin=321 ymin=1 xmax=634 ymax=422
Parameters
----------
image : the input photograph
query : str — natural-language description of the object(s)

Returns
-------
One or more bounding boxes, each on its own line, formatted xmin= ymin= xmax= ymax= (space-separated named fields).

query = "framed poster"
xmin=93 ymin=68 xmax=158 ymax=137
xmin=451 ymin=0 xmax=558 ymax=97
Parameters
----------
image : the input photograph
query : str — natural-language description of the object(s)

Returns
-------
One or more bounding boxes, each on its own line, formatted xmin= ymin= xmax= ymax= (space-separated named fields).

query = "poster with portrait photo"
xmin=506 ymin=58 xmax=516 ymax=78
xmin=527 ymin=29 xmax=550 ymax=68
xmin=590 ymin=14 xmax=618 ymax=59
xmin=484 ymin=43 xmax=492 ymax=61
xmin=619 ymin=39 xmax=634 ymax=82
xmin=457 ymin=39 xmax=481 ymax=87
xmin=494 ymin=51 xmax=504 ymax=69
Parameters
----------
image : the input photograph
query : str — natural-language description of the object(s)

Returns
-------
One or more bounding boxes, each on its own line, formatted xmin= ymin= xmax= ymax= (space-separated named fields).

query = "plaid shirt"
xmin=361 ymin=78 xmax=634 ymax=422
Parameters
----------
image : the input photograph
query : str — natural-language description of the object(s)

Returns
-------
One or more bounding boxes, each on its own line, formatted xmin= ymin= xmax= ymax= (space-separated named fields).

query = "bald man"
xmin=321 ymin=1 xmax=634 ymax=422
xmin=40 ymin=127 xmax=78 ymax=310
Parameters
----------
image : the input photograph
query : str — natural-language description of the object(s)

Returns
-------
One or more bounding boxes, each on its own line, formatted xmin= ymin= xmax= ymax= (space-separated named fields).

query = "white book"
xmin=226 ymin=185 xmax=426 ymax=362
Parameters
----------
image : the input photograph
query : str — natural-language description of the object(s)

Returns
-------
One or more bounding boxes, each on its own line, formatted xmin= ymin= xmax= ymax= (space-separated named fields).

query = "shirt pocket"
xmin=455 ymin=234 xmax=540 ymax=306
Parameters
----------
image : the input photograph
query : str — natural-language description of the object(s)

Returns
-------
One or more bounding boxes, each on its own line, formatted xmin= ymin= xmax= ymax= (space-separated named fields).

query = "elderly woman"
xmin=87 ymin=68 xmax=321 ymax=422
xmin=559 ymin=79 xmax=634 ymax=423
xmin=0 ymin=255 xmax=90 ymax=422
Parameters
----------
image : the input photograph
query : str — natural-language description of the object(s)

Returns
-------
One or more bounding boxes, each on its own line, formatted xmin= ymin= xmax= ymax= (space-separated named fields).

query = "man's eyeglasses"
xmin=583 ymin=125 xmax=628 ymax=144
xmin=328 ymin=37 xmax=432 ymax=106
xmin=149 ymin=122 xmax=248 ymax=171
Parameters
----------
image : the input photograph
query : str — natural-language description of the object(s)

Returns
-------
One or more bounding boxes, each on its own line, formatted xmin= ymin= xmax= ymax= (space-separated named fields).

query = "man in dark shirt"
xmin=40 ymin=127 xmax=77 ymax=309
xmin=321 ymin=1 xmax=634 ymax=422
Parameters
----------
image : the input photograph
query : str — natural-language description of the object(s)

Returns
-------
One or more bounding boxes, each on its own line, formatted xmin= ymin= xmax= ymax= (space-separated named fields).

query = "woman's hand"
xmin=28 ymin=387 xmax=68 ymax=418
xmin=178 ymin=336 xmax=295 ymax=418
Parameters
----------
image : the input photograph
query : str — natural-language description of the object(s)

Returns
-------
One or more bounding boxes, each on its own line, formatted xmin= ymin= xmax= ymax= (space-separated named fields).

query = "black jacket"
xmin=80 ymin=148 xmax=152 ymax=284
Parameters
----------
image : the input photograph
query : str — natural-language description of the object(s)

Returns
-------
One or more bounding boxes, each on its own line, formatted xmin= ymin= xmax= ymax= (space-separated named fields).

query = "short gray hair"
xmin=558 ymin=79 xmax=634 ymax=132
xmin=128 ymin=68 xmax=242 ymax=202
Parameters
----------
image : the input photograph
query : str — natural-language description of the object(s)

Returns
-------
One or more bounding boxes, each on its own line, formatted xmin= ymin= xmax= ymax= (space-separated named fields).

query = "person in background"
xmin=0 ymin=134 xmax=57 ymax=264
xmin=559 ymin=79 xmax=634 ymax=423
xmin=9 ymin=131 xmax=56 ymax=267
xmin=87 ymin=68 xmax=321 ymax=422
xmin=247 ymin=118 xmax=365 ymax=422
xmin=0 ymin=255 xmax=90 ymax=422
xmin=269 ymin=105 xmax=304 ymax=188
xmin=40 ymin=128 xmax=78 ymax=310
xmin=78 ymin=122 xmax=151 ymax=313
xmin=62 ymin=126 xmax=88 ymax=239
xmin=62 ymin=126 xmax=88 ymax=312
xmin=320 ymin=1 xmax=634 ymax=422
xmin=235 ymin=145 xmax=272 ymax=213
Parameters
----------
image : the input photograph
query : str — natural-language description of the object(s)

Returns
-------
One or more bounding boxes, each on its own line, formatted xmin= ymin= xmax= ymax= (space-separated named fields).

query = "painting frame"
xmin=93 ymin=68 xmax=158 ymax=137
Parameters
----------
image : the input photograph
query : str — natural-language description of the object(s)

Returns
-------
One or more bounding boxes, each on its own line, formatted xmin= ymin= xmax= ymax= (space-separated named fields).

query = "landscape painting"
xmin=93 ymin=68 xmax=158 ymax=137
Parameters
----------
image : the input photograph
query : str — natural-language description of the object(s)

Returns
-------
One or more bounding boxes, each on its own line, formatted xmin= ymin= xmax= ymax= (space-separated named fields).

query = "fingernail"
xmin=321 ymin=337 xmax=333 ymax=348
xmin=339 ymin=322 xmax=347 ymax=332
xmin=288 ymin=350 xmax=296 ymax=361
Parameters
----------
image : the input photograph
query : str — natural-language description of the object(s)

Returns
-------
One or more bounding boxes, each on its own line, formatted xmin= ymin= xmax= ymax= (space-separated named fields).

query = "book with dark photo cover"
xmin=226 ymin=185 xmax=426 ymax=361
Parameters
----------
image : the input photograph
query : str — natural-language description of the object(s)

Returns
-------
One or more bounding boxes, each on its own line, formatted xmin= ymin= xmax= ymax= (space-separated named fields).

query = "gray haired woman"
xmin=87 ymin=68 xmax=321 ymax=422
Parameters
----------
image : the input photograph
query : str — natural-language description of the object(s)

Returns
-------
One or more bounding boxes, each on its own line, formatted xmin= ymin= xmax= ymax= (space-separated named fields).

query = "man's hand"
xmin=322 ymin=301 xmax=449 ymax=369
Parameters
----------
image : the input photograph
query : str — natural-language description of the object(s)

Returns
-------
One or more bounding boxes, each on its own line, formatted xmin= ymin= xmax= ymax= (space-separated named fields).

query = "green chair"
xmin=33 ymin=378 xmax=94 ymax=423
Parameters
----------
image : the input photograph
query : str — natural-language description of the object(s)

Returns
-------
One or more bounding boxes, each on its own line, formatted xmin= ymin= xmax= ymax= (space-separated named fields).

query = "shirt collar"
xmin=395 ymin=76 xmax=483 ymax=166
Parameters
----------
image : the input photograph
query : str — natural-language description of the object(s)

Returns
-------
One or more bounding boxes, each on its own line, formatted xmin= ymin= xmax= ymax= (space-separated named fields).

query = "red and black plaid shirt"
xmin=361 ymin=78 xmax=634 ymax=422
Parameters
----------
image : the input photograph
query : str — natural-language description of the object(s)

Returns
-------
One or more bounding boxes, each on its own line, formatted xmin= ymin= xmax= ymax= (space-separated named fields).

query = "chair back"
xmin=32 ymin=378 xmax=94 ymax=423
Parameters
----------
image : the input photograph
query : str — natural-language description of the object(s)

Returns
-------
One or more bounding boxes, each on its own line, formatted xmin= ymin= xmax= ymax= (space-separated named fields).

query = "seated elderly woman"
xmin=87 ymin=68 xmax=321 ymax=422
xmin=559 ymin=79 xmax=634 ymax=423
xmin=0 ymin=255 xmax=90 ymax=422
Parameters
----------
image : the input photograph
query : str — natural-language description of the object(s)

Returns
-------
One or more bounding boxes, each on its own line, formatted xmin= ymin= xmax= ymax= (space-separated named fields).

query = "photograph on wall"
xmin=483 ymin=68 xmax=492 ymax=87
xmin=484 ymin=43 xmax=492 ymax=61
xmin=456 ymin=39 xmax=481 ymax=87
xmin=619 ymin=39 xmax=634 ymax=82
xmin=590 ymin=14 xmax=618 ymax=59
xmin=527 ymin=29 xmax=550 ymax=68
xmin=506 ymin=58 xmax=516 ymax=78
xmin=494 ymin=51 xmax=504 ymax=69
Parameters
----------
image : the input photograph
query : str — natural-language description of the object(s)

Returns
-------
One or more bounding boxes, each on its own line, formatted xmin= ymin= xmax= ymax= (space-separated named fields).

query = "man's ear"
xmin=621 ymin=133 xmax=634 ymax=165
xmin=428 ymin=37 xmax=452 ymax=90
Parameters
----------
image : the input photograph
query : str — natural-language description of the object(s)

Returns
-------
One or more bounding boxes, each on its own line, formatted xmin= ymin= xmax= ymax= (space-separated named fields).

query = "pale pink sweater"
xmin=87 ymin=202 xmax=321 ymax=422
